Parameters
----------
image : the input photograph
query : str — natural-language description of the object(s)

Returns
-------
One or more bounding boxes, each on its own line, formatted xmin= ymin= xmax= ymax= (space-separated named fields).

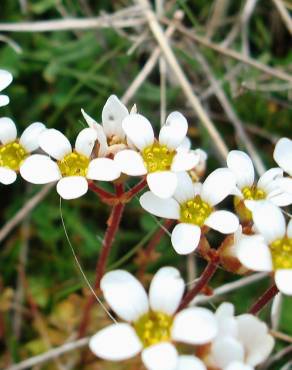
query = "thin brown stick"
xmin=5 ymin=337 xmax=89 ymax=370
xmin=272 ymin=0 xmax=292 ymax=35
xmin=0 ymin=6 xmax=146 ymax=32
xmin=136 ymin=0 xmax=229 ymax=161
xmin=162 ymin=18 xmax=292 ymax=84
xmin=191 ymin=44 xmax=266 ymax=175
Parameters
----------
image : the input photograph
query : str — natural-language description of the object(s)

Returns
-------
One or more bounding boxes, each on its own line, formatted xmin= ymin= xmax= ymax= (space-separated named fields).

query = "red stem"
xmin=88 ymin=181 xmax=115 ymax=200
xmin=249 ymin=283 xmax=279 ymax=315
xmin=78 ymin=184 xmax=125 ymax=338
xmin=177 ymin=258 xmax=219 ymax=312
xmin=123 ymin=177 xmax=147 ymax=201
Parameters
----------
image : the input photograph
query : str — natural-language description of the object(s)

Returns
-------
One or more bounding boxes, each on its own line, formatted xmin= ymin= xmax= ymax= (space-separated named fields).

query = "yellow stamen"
xmin=134 ymin=311 xmax=173 ymax=347
xmin=179 ymin=195 xmax=212 ymax=227
xmin=142 ymin=143 xmax=176 ymax=173
xmin=57 ymin=151 xmax=89 ymax=177
xmin=0 ymin=141 xmax=28 ymax=171
xmin=234 ymin=186 xmax=267 ymax=222
xmin=270 ymin=238 xmax=292 ymax=269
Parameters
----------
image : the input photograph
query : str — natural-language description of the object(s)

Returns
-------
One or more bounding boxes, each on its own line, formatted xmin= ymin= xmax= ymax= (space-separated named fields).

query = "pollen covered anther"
xmin=134 ymin=311 xmax=173 ymax=347
xmin=179 ymin=196 xmax=213 ymax=227
xmin=57 ymin=151 xmax=90 ymax=177
xmin=142 ymin=143 xmax=176 ymax=173
xmin=0 ymin=141 xmax=28 ymax=171
xmin=270 ymin=238 xmax=292 ymax=269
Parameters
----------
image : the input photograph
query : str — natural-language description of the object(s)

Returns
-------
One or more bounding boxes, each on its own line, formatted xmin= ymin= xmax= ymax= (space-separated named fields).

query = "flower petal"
xmin=171 ymin=223 xmax=201 ymax=255
xmin=147 ymin=171 xmax=177 ymax=199
xmin=236 ymin=235 xmax=273 ymax=271
xmin=275 ymin=270 xmax=292 ymax=295
xmin=19 ymin=122 xmax=46 ymax=152
xmin=0 ymin=167 xmax=17 ymax=184
xmin=251 ymin=201 xmax=286 ymax=243
xmin=0 ymin=69 xmax=13 ymax=91
xmin=173 ymin=172 xmax=196 ymax=204
xmin=122 ymin=113 xmax=154 ymax=150
xmin=227 ymin=150 xmax=254 ymax=189
xmin=149 ymin=267 xmax=185 ymax=315
xmin=139 ymin=191 xmax=180 ymax=219
xmin=101 ymin=270 xmax=149 ymax=322
xmin=176 ymin=137 xmax=191 ymax=152
xmin=172 ymin=307 xmax=218 ymax=345
xmin=205 ymin=210 xmax=239 ymax=234
xmin=171 ymin=151 xmax=199 ymax=172
xmin=114 ymin=149 xmax=147 ymax=176
xmin=89 ymin=323 xmax=142 ymax=361
xmin=102 ymin=95 xmax=128 ymax=139
xmin=0 ymin=117 xmax=17 ymax=144
xmin=201 ymin=168 xmax=237 ymax=206
xmin=210 ymin=337 xmax=244 ymax=369
xmin=226 ymin=362 xmax=253 ymax=370
xmin=276 ymin=177 xmax=292 ymax=195
xmin=237 ymin=314 xmax=274 ymax=366
xmin=39 ymin=129 xmax=72 ymax=160
xmin=20 ymin=154 xmax=61 ymax=184
xmin=177 ymin=355 xmax=206 ymax=370
xmin=215 ymin=303 xmax=238 ymax=337
xmin=56 ymin=176 xmax=88 ymax=199
xmin=159 ymin=112 xmax=188 ymax=150
xmin=0 ymin=95 xmax=9 ymax=107
xmin=257 ymin=167 xmax=283 ymax=193
xmin=87 ymin=158 xmax=120 ymax=181
xmin=142 ymin=343 xmax=178 ymax=370
xmin=75 ymin=128 xmax=97 ymax=157
xmin=273 ymin=137 xmax=292 ymax=175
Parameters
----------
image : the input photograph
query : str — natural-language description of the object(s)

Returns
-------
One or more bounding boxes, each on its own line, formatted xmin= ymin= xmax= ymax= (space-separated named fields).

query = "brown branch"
xmin=249 ymin=284 xmax=279 ymax=315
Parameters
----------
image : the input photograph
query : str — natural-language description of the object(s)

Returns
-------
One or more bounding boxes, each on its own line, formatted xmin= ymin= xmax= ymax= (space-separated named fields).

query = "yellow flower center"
xmin=0 ymin=141 xmax=28 ymax=171
xmin=134 ymin=311 xmax=173 ymax=348
xmin=57 ymin=151 xmax=90 ymax=177
xmin=270 ymin=238 xmax=292 ymax=269
xmin=179 ymin=195 xmax=213 ymax=227
xmin=234 ymin=186 xmax=267 ymax=222
xmin=142 ymin=143 xmax=176 ymax=173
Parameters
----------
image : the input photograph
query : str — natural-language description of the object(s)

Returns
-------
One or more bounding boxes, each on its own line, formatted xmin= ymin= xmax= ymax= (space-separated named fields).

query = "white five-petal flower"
xmin=89 ymin=267 xmax=218 ymax=370
xmin=114 ymin=112 xmax=200 ymax=198
xmin=82 ymin=95 xmax=131 ymax=157
xmin=0 ymin=117 xmax=46 ymax=185
xmin=273 ymin=137 xmax=292 ymax=195
xmin=140 ymin=170 xmax=239 ymax=254
xmin=0 ymin=69 xmax=13 ymax=107
xmin=227 ymin=150 xmax=292 ymax=220
xmin=236 ymin=201 xmax=292 ymax=295
xmin=205 ymin=303 xmax=274 ymax=370
xmin=20 ymin=128 xmax=121 ymax=199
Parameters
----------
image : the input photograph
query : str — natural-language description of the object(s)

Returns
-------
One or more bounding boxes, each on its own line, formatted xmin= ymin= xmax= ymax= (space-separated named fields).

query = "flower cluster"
xmin=1 ymin=70 xmax=291 ymax=370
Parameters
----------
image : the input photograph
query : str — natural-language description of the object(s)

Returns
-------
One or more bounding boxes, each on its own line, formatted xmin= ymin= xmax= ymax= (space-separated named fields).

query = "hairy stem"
xmin=177 ymin=258 xmax=219 ymax=312
xmin=249 ymin=283 xmax=279 ymax=315
xmin=78 ymin=184 xmax=125 ymax=338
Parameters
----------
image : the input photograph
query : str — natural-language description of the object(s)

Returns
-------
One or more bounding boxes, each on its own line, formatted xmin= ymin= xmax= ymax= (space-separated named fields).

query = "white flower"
xmin=0 ymin=117 xmax=46 ymax=185
xmin=81 ymin=95 xmax=131 ymax=157
xmin=114 ymin=112 xmax=200 ymax=198
xmin=140 ymin=170 xmax=239 ymax=254
xmin=236 ymin=201 xmax=292 ymax=295
xmin=205 ymin=303 xmax=274 ymax=370
xmin=0 ymin=70 xmax=13 ymax=107
xmin=20 ymin=128 xmax=121 ymax=199
xmin=227 ymin=150 xmax=292 ymax=221
xmin=273 ymin=137 xmax=292 ymax=195
xmin=89 ymin=267 xmax=217 ymax=370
